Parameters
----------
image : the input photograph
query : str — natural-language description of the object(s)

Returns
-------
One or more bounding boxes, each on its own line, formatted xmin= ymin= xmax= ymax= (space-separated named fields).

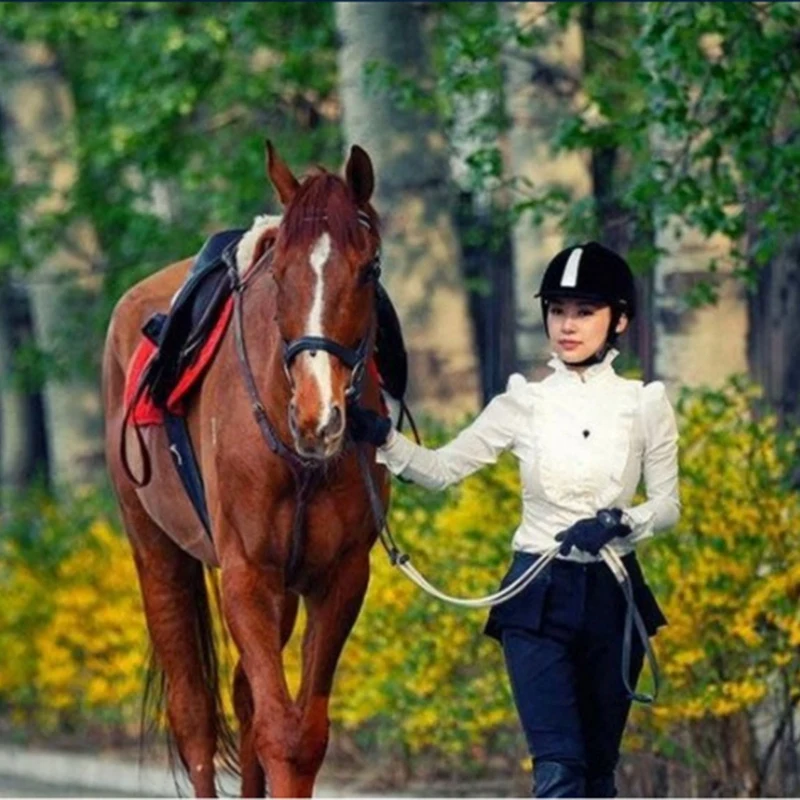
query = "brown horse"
xmin=102 ymin=142 xmax=389 ymax=797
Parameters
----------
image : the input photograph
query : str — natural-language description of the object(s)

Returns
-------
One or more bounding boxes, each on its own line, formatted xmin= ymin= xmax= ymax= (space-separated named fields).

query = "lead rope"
xmin=600 ymin=547 xmax=660 ymax=703
xmin=355 ymin=441 xmax=659 ymax=703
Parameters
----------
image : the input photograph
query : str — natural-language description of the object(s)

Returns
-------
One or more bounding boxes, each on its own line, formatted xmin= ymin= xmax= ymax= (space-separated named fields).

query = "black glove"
xmin=554 ymin=508 xmax=632 ymax=557
xmin=347 ymin=404 xmax=392 ymax=446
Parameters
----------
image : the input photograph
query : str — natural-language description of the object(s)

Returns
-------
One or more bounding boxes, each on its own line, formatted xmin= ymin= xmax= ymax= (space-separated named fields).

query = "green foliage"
xmin=0 ymin=2 xmax=341 ymax=383
xmin=551 ymin=3 xmax=800 ymax=283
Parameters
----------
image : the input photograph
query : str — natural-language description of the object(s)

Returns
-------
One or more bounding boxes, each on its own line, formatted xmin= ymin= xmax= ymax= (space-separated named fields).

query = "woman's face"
xmin=547 ymin=297 xmax=628 ymax=364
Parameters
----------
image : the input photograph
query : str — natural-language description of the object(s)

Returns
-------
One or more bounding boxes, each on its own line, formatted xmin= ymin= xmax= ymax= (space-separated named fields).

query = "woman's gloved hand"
xmin=554 ymin=508 xmax=632 ymax=556
xmin=347 ymin=404 xmax=392 ymax=446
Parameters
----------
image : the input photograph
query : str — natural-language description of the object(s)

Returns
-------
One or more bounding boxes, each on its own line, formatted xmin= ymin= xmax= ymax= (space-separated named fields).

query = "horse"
xmin=102 ymin=141 xmax=389 ymax=797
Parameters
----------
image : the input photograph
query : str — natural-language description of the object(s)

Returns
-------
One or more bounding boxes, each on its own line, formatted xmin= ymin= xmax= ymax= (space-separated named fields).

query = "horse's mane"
xmin=278 ymin=170 xmax=378 ymax=255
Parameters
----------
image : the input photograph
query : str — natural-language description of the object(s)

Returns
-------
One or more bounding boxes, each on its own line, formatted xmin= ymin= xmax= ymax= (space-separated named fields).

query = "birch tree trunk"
xmin=0 ymin=39 xmax=104 ymax=488
xmin=502 ymin=2 xmax=592 ymax=377
xmin=335 ymin=1 xmax=479 ymax=419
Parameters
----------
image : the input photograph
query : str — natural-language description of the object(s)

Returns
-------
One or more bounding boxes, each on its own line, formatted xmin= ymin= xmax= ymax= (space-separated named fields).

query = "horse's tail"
xmin=139 ymin=561 xmax=240 ymax=791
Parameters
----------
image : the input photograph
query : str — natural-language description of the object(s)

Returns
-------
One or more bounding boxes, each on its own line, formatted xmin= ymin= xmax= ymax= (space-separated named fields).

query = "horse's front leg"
xmin=232 ymin=592 xmax=299 ymax=798
xmin=291 ymin=545 xmax=372 ymax=793
xmin=220 ymin=559 xmax=304 ymax=797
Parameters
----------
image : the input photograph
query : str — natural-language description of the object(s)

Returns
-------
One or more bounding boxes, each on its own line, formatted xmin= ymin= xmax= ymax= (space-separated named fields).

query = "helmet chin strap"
xmin=563 ymin=315 xmax=619 ymax=368
xmin=568 ymin=341 xmax=610 ymax=368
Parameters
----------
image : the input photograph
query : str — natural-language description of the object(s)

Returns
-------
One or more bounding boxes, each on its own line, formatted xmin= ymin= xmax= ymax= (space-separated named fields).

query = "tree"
xmin=437 ymin=2 xmax=517 ymax=402
xmin=0 ymin=37 xmax=104 ymax=489
xmin=336 ymin=1 xmax=480 ymax=419
xmin=501 ymin=2 xmax=591 ymax=377
xmin=634 ymin=3 xmax=800 ymax=420
xmin=0 ymin=113 xmax=49 ymax=498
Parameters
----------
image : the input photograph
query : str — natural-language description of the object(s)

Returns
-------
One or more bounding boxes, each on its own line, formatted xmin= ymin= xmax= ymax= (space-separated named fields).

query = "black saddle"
xmin=141 ymin=229 xmax=246 ymax=408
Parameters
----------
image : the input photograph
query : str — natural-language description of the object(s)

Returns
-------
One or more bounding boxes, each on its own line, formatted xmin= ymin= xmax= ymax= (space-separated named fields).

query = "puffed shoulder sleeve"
xmin=623 ymin=381 xmax=681 ymax=543
xmin=375 ymin=373 xmax=529 ymax=491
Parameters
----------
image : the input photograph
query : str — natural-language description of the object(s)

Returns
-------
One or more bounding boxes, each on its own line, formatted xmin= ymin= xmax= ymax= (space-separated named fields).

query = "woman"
xmin=349 ymin=241 xmax=680 ymax=798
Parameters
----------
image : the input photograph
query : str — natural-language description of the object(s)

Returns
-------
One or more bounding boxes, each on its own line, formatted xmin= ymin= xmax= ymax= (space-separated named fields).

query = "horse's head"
xmin=266 ymin=141 xmax=381 ymax=460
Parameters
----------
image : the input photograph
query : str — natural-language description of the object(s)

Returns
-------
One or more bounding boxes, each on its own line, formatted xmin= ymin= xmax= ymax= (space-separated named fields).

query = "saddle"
xmin=141 ymin=229 xmax=246 ymax=407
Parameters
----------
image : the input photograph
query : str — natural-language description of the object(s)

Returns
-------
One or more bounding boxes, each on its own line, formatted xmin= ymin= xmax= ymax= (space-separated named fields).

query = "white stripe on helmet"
xmin=560 ymin=247 xmax=583 ymax=288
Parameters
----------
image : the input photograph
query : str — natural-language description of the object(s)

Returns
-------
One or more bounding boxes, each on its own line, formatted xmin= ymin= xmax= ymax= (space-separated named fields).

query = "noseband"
xmin=283 ymin=334 xmax=372 ymax=402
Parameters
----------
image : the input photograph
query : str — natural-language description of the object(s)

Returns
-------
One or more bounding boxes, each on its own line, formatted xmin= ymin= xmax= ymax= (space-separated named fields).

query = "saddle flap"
xmin=374 ymin=282 xmax=408 ymax=401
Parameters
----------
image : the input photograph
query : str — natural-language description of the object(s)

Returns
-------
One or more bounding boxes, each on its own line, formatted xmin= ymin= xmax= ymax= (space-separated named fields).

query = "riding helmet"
xmin=536 ymin=241 xmax=636 ymax=342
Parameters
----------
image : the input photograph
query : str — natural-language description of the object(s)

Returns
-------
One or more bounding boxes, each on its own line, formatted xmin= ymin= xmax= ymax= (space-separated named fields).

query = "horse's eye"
xmin=360 ymin=254 xmax=382 ymax=284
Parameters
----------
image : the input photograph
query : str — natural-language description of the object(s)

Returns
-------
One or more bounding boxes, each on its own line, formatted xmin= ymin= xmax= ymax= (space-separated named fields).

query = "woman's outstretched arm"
xmin=376 ymin=377 xmax=527 ymax=491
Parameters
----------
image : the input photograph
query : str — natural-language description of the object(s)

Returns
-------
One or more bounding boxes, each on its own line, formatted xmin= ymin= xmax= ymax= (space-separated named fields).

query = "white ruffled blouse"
xmin=376 ymin=348 xmax=681 ymax=562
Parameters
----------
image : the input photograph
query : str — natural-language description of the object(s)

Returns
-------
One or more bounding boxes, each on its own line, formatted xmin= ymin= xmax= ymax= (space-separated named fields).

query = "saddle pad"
xmin=124 ymin=297 xmax=234 ymax=426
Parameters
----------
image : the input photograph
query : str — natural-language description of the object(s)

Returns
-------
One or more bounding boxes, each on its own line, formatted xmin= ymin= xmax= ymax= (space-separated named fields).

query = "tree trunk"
xmin=335 ymin=1 xmax=480 ymax=419
xmin=0 ymin=39 xmax=104 ymax=489
xmin=0 ymin=278 xmax=49 ymax=497
xmin=746 ymin=226 xmax=800 ymax=429
xmin=502 ymin=1 xmax=592 ymax=378
xmin=581 ymin=3 xmax=655 ymax=381
xmin=449 ymin=41 xmax=516 ymax=402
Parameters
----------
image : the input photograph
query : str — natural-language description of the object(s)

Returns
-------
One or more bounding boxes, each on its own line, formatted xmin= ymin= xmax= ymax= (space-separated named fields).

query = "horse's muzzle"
xmin=288 ymin=401 xmax=345 ymax=460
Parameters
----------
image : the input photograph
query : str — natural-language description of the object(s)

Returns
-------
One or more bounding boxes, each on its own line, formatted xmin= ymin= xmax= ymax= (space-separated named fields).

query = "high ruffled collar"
xmin=547 ymin=347 xmax=620 ymax=383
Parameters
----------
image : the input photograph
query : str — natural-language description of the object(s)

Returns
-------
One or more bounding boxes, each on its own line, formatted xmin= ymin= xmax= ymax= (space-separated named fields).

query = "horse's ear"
xmin=345 ymin=145 xmax=374 ymax=206
xmin=265 ymin=139 xmax=299 ymax=205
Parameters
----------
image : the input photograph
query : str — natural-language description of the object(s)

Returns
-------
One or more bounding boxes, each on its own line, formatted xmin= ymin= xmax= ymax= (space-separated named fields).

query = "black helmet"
xmin=536 ymin=242 xmax=636 ymax=358
xmin=536 ymin=241 xmax=636 ymax=319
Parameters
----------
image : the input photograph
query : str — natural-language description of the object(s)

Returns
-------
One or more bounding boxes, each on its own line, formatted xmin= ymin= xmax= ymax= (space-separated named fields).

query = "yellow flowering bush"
xmin=627 ymin=377 xmax=800 ymax=791
xmin=331 ymin=440 xmax=522 ymax=766
xmin=0 ymin=491 xmax=147 ymax=732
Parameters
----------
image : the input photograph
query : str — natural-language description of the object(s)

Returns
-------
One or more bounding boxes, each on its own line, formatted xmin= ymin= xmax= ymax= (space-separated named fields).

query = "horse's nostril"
xmin=319 ymin=405 xmax=342 ymax=440
xmin=329 ymin=404 xmax=342 ymax=434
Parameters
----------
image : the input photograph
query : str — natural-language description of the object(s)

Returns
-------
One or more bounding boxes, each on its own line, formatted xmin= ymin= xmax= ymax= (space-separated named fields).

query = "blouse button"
xmin=583 ymin=430 xmax=590 ymax=438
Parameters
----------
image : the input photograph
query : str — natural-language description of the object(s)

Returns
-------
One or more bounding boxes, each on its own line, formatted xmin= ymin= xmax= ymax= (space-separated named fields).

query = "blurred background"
xmin=0 ymin=1 xmax=798 ymax=796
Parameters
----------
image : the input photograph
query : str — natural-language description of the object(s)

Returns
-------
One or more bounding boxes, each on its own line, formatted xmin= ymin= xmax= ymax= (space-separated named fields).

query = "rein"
xmin=226 ymin=244 xmax=324 ymax=583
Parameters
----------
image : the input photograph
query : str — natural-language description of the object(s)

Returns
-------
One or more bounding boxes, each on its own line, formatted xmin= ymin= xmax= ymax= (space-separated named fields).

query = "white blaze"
xmin=306 ymin=233 xmax=333 ymax=428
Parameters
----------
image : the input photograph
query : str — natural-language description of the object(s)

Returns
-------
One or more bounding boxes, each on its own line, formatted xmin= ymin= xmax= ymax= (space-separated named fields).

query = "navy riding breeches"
xmin=485 ymin=553 xmax=665 ymax=798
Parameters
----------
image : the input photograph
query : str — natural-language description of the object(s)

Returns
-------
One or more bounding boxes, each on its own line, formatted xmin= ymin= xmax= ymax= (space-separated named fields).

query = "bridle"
xmin=278 ymin=209 xmax=380 ymax=405
xmin=226 ymin=207 xmax=381 ymax=581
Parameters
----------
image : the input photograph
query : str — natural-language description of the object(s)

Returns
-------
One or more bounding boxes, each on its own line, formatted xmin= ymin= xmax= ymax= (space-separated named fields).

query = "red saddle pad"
xmin=124 ymin=297 xmax=234 ymax=426
xmin=124 ymin=299 xmax=388 ymax=427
